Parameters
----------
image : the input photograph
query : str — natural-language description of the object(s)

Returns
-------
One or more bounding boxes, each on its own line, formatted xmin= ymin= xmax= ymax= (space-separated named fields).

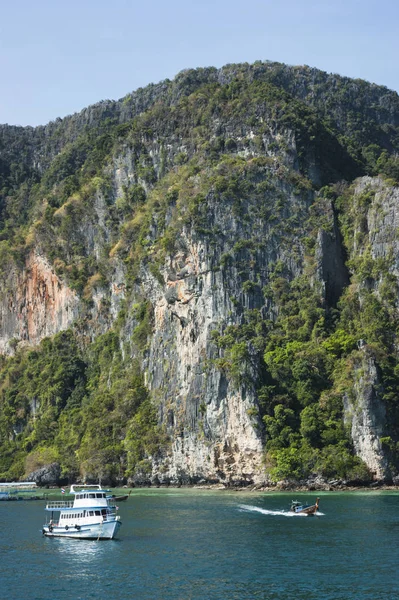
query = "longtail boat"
xmin=108 ymin=490 xmax=131 ymax=502
xmin=110 ymin=494 xmax=129 ymax=502
xmin=290 ymin=497 xmax=319 ymax=515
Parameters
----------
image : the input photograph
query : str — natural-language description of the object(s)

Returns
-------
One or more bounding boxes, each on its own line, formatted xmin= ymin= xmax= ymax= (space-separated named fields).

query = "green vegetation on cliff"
xmin=0 ymin=329 xmax=167 ymax=482
xmin=1 ymin=61 xmax=399 ymax=484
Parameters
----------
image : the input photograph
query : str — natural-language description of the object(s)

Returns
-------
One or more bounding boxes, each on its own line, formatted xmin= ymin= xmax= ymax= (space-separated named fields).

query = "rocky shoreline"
xmin=22 ymin=462 xmax=399 ymax=493
xmin=149 ymin=480 xmax=399 ymax=493
xmin=40 ymin=481 xmax=399 ymax=495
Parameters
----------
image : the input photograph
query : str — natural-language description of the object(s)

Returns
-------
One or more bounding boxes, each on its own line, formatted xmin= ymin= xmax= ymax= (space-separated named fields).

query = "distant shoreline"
xmin=180 ymin=484 xmax=399 ymax=493
xmin=39 ymin=483 xmax=399 ymax=494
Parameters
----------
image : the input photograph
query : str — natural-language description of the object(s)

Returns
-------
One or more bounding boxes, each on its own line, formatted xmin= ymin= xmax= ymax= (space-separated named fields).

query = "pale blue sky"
xmin=1 ymin=0 xmax=397 ymax=126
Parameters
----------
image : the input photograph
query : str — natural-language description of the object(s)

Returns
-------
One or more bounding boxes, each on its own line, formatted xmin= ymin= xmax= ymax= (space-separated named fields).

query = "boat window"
xmin=89 ymin=493 xmax=95 ymax=498
xmin=96 ymin=493 xmax=102 ymax=498
xmin=95 ymin=510 xmax=101 ymax=515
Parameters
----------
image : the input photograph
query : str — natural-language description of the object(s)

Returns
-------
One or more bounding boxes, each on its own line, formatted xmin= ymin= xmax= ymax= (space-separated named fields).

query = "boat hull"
xmin=291 ymin=498 xmax=320 ymax=516
xmin=294 ymin=505 xmax=318 ymax=515
xmin=42 ymin=519 xmax=121 ymax=540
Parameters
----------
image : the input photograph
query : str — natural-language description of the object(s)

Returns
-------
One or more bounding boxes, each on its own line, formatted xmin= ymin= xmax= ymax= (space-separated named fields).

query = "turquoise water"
xmin=1 ymin=490 xmax=398 ymax=599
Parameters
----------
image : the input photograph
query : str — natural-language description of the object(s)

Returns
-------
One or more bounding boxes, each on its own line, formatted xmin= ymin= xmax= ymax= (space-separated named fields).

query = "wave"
xmin=238 ymin=504 xmax=324 ymax=517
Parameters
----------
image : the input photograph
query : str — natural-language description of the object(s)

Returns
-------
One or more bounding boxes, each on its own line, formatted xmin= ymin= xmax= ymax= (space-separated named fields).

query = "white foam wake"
xmin=238 ymin=504 xmax=324 ymax=517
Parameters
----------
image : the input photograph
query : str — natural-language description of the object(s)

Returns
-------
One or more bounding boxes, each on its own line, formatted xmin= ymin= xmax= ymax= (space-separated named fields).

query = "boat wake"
xmin=238 ymin=504 xmax=324 ymax=517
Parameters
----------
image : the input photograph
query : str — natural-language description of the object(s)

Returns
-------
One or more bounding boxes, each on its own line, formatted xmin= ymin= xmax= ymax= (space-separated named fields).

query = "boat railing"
xmin=46 ymin=501 xmax=74 ymax=509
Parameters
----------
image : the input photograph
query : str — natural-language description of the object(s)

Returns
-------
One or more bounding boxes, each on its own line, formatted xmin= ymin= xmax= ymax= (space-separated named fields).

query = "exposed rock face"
xmin=26 ymin=462 xmax=61 ymax=486
xmin=314 ymin=203 xmax=350 ymax=306
xmin=359 ymin=177 xmax=399 ymax=271
xmin=139 ymin=177 xmax=313 ymax=484
xmin=0 ymin=252 xmax=79 ymax=354
xmin=344 ymin=351 xmax=389 ymax=480
xmin=339 ymin=177 xmax=399 ymax=480
xmin=146 ymin=263 xmax=265 ymax=484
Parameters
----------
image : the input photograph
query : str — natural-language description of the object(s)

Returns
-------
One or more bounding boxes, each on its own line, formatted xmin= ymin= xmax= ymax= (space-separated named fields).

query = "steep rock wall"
xmin=0 ymin=251 xmax=79 ymax=354
xmin=143 ymin=255 xmax=265 ymax=484
xmin=344 ymin=350 xmax=389 ymax=480
xmin=341 ymin=177 xmax=399 ymax=479
xmin=135 ymin=177 xmax=315 ymax=484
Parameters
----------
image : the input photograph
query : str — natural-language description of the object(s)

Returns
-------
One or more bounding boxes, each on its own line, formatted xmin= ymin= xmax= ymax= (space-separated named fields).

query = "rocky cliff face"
xmin=0 ymin=251 xmax=79 ymax=354
xmin=1 ymin=61 xmax=399 ymax=485
xmin=358 ymin=176 xmax=399 ymax=269
xmin=139 ymin=175 xmax=313 ymax=484
xmin=334 ymin=176 xmax=399 ymax=481
xmin=344 ymin=349 xmax=389 ymax=480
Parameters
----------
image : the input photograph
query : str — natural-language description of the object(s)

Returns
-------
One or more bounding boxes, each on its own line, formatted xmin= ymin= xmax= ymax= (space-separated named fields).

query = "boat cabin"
xmin=42 ymin=484 xmax=122 ymax=539
xmin=45 ymin=485 xmax=117 ymax=527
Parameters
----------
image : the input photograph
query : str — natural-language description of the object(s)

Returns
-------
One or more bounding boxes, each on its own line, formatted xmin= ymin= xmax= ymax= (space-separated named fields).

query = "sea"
xmin=1 ymin=489 xmax=398 ymax=600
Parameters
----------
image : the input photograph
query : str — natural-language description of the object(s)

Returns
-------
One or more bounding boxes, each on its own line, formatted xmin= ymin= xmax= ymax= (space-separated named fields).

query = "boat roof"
xmin=45 ymin=505 xmax=111 ymax=512
xmin=69 ymin=484 xmax=110 ymax=494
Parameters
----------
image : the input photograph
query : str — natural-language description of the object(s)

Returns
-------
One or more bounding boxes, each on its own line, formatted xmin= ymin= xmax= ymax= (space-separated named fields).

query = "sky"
xmin=0 ymin=0 xmax=398 ymax=127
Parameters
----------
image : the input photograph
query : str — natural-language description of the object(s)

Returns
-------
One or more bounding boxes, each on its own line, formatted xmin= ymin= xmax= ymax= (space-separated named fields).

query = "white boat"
xmin=42 ymin=484 xmax=122 ymax=539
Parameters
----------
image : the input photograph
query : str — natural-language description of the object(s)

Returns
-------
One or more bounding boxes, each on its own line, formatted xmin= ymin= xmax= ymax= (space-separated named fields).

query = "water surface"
xmin=1 ymin=489 xmax=398 ymax=599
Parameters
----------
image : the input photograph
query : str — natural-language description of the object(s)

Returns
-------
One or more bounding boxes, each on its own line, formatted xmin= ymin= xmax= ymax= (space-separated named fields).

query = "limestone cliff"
xmin=344 ymin=349 xmax=389 ymax=480
xmin=1 ymin=61 xmax=399 ymax=485
xmin=337 ymin=177 xmax=399 ymax=480
xmin=139 ymin=174 xmax=313 ymax=484
xmin=0 ymin=251 xmax=79 ymax=354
